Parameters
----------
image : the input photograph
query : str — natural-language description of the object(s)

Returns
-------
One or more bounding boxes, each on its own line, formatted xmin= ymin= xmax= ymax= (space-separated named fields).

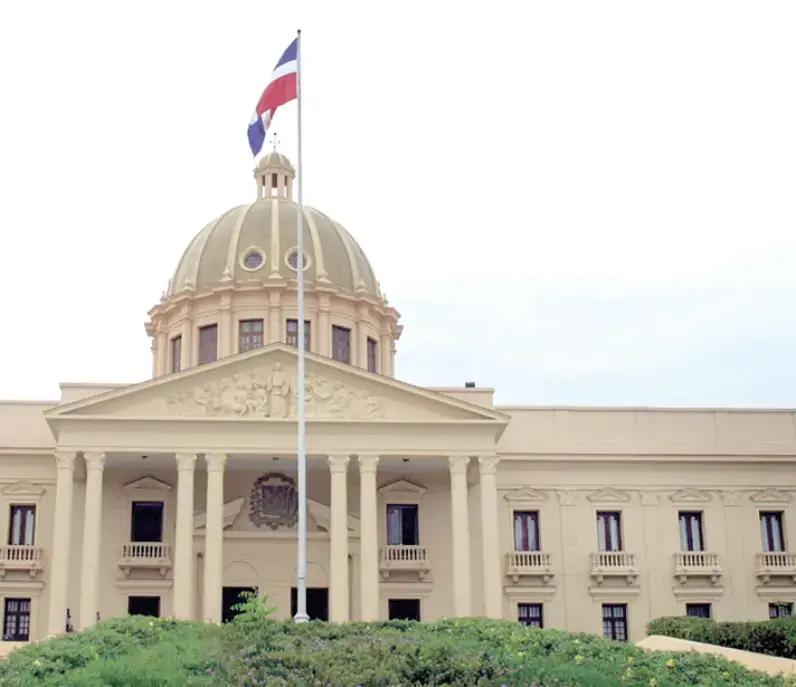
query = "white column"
xmin=48 ymin=450 xmax=77 ymax=635
xmin=328 ymin=454 xmax=350 ymax=622
xmin=203 ymin=453 xmax=227 ymax=623
xmin=174 ymin=453 xmax=197 ymax=620
xmin=358 ymin=455 xmax=380 ymax=620
xmin=478 ymin=455 xmax=502 ymax=618
xmin=448 ymin=455 xmax=472 ymax=617
xmin=79 ymin=451 xmax=106 ymax=630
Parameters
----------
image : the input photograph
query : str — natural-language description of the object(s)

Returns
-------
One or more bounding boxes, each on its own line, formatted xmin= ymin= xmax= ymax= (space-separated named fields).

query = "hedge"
xmin=647 ymin=615 xmax=796 ymax=661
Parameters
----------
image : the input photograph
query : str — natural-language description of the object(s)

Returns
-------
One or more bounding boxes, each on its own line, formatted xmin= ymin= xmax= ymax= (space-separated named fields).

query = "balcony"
xmin=0 ymin=545 xmax=43 ymax=578
xmin=118 ymin=542 xmax=172 ymax=578
xmin=674 ymin=551 xmax=722 ymax=585
xmin=379 ymin=545 xmax=430 ymax=581
xmin=505 ymin=551 xmax=554 ymax=584
xmin=756 ymin=552 xmax=796 ymax=585
xmin=590 ymin=551 xmax=639 ymax=584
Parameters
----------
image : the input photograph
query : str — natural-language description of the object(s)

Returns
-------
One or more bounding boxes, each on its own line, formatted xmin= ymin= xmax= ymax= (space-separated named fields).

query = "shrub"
xmin=647 ymin=615 xmax=796 ymax=660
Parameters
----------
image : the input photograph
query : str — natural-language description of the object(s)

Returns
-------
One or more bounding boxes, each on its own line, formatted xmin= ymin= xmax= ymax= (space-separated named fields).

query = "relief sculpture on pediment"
xmin=166 ymin=362 xmax=387 ymax=420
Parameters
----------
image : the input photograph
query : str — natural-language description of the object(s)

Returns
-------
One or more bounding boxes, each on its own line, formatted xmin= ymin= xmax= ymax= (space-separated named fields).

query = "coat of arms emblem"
xmin=249 ymin=472 xmax=298 ymax=530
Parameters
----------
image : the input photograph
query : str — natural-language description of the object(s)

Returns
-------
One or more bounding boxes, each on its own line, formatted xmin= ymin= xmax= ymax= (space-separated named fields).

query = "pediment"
xmin=587 ymin=487 xmax=631 ymax=504
xmin=378 ymin=479 xmax=426 ymax=503
xmin=45 ymin=344 xmax=508 ymax=425
xmin=749 ymin=488 xmax=791 ymax=505
xmin=1 ymin=481 xmax=45 ymax=501
xmin=124 ymin=476 xmax=173 ymax=492
xmin=669 ymin=488 xmax=711 ymax=504
xmin=504 ymin=487 xmax=548 ymax=505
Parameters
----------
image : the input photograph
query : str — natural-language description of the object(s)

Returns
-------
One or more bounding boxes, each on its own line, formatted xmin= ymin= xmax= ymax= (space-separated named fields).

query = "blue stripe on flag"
xmin=275 ymin=38 xmax=298 ymax=68
xmin=248 ymin=117 xmax=267 ymax=157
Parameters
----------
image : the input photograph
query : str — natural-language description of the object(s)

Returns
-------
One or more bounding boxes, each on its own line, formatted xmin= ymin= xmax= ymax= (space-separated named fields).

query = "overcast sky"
xmin=1 ymin=1 xmax=795 ymax=406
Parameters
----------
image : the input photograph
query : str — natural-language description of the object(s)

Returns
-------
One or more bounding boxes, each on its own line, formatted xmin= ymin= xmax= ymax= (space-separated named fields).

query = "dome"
xmin=168 ymin=153 xmax=379 ymax=298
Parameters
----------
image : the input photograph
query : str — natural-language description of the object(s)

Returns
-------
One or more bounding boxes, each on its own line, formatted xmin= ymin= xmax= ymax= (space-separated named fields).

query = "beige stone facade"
xmin=1 ymin=153 xmax=795 ymax=643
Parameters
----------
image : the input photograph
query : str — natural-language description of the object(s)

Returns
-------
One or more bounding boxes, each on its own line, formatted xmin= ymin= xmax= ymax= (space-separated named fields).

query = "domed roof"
xmin=168 ymin=154 xmax=379 ymax=298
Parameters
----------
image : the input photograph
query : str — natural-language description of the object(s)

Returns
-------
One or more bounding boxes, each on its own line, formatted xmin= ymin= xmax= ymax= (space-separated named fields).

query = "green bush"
xmin=647 ymin=615 xmax=796 ymax=660
xmin=2 ymin=610 xmax=795 ymax=686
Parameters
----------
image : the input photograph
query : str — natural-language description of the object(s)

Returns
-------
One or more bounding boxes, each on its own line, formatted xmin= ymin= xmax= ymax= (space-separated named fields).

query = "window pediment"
xmin=749 ymin=488 xmax=791 ymax=505
xmin=378 ymin=479 xmax=425 ymax=504
xmin=669 ymin=488 xmax=711 ymax=504
xmin=123 ymin=476 xmax=173 ymax=492
xmin=504 ymin=487 xmax=548 ymax=505
xmin=587 ymin=487 xmax=631 ymax=504
xmin=1 ymin=481 xmax=45 ymax=505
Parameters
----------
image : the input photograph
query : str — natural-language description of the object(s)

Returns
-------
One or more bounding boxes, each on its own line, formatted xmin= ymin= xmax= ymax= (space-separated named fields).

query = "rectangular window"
xmin=8 ymin=505 xmax=36 ymax=546
xmin=596 ymin=512 xmax=622 ymax=552
xmin=686 ymin=603 xmax=712 ymax=619
xmin=286 ymin=319 xmax=311 ymax=351
xmin=2 ymin=598 xmax=31 ymax=641
xmin=239 ymin=319 xmax=264 ymax=353
xmin=170 ymin=335 xmax=182 ymax=373
xmin=332 ymin=325 xmax=351 ymax=364
xmin=518 ymin=603 xmax=544 ymax=628
xmin=130 ymin=502 xmax=164 ymax=543
xmin=679 ymin=511 xmax=705 ymax=552
xmin=386 ymin=504 xmax=419 ymax=546
xmin=128 ymin=596 xmax=160 ymax=617
xmin=367 ymin=337 xmax=378 ymax=373
xmin=198 ymin=324 xmax=218 ymax=365
xmin=760 ymin=511 xmax=786 ymax=553
xmin=602 ymin=604 xmax=628 ymax=641
xmin=769 ymin=602 xmax=793 ymax=619
xmin=388 ymin=599 xmax=421 ymax=621
xmin=513 ymin=511 xmax=540 ymax=552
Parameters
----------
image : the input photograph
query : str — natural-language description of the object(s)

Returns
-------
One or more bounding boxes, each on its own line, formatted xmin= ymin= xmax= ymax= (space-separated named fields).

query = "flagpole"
xmin=293 ymin=28 xmax=310 ymax=624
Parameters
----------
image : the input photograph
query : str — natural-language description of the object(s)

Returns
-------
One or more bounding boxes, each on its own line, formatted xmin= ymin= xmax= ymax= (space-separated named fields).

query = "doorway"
xmin=222 ymin=587 xmax=257 ymax=623
xmin=290 ymin=587 xmax=329 ymax=621
xmin=128 ymin=596 xmax=160 ymax=617
xmin=388 ymin=598 xmax=421 ymax=621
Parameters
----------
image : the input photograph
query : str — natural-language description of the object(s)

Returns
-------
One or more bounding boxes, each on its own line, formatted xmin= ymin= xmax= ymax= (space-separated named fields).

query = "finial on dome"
xmin=254 ymin=149 xmax=295 ymax=201
xmin=271 ymin=132 xmax=280 ymax=152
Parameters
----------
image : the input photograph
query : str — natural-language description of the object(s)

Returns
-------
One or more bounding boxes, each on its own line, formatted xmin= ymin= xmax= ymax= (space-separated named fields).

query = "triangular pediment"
xmin=45 ymin=344 xmax=508 ymax=426
xmin=123 ymin=476 xmax=173 ymax=491
xmin=504 ymin=487 xmax=548 ymax=504
xmin=587 ymin=487 xmax=631 ymax=504
xmin=669 ymin=488 xmax=711 ymax=504
xmin=749 ymin=488 xmax=791 ymax=504
xmin=1 ymin=481 xmax=45 ymax=499
xmin=378 ymin=479 xmax=426 ymax=499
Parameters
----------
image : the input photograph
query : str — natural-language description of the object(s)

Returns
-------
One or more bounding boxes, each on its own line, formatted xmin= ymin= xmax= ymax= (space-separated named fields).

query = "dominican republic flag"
xmin=247 ymin=38 xmax=298 ymax=157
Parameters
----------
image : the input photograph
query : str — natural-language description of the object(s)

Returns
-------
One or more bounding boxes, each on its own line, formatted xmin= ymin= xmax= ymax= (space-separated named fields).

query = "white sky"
xmin=1 ymin=1 xmax=795 ymax=406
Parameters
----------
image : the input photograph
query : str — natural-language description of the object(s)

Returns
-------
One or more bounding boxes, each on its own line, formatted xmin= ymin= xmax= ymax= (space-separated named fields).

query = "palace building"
xmin=1 ymin=151 xmax=795 ymax=644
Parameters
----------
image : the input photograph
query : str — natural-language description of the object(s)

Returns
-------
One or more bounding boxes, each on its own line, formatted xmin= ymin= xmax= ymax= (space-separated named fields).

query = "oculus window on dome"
xmin=240 ymin=248 xmax=266 ymax=271
xmin=285 ymin=248 xmax=310 ymax=272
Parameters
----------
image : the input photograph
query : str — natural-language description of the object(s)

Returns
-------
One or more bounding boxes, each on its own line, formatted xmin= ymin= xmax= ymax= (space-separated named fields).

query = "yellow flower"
xmin=665 ymin=658 xmax=676 ymax=668
xmin=722 ymin=672 xmax=731 ymax=679
xmin=148 ymin=620 xmax=154 ymax=627
xmin=650 ymin=679 xmax=657 ymax=687
xmin=33 ymin=659 xmax=41 ymax=667
xmin=574 ymin=655 xmax=584 ymax=665
xmin=627 ymin=656 xmax=635 ymax=663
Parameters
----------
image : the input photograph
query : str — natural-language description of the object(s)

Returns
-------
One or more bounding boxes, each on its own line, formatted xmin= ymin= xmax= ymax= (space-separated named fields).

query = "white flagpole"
xmin=293 ymin=28 xmax=310 ymax=623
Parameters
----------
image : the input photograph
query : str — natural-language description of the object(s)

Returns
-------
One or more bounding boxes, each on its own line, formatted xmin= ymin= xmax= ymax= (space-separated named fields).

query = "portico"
xmin=42 ymin=343 xmax=508 ymax=633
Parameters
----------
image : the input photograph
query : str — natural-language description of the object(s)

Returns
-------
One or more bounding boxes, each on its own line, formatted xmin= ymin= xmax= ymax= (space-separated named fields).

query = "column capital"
xmin=448 ymin=455 xmax=470 ymax=475
xmin=84 ymin=452 xmax=107 ymax=471
xmin=357 ymin=455 xmax=380 ymax=474
xmin=328 ymin=454 xmax=351 ymax=473
xmin=205 ymin=453 xmax=227 ymax=472
xmin=477 ymin=455 xmax=500 ymax=475
xmin=176 ymin=453 xmax=198 ymax=471
xmin=53 ymin=450 xmax=78 ymax=470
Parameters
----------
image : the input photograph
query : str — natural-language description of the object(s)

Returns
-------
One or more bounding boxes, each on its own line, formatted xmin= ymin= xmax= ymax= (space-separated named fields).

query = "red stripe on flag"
xmin=255 ymin=73 xmax=297 ymax=117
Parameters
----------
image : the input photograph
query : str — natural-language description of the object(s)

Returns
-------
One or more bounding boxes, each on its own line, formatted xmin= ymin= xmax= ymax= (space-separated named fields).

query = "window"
xmin=3 ymin=599 xmax=31 ymax=641
xmin=239 ymin=319 xmax=264 ymax=353
xmin=8 ymin=505 xmax=35 ymax=546
xmin=367 ymin=337 xmax=378 ymax=373
xmin=686 ymin=603 xmax=712 ymax=619
xmin=198 ymin=324 xmax=218 ymax=364
xmin=286 ymin=319 xmax=311 ymax=351
xmin=518 ymin=603 xmax=544 ymax=628
xmin=679 ymin=512 xmax=705 ymax=552
xmin=596 ymin=512 xmax=622 ymax=552
xmin=170 ymin=335 xmax=182 ymax=373
xmin=386 ymin=504 xmax=419 ymax=546
xmin=128 ymin=596 xmax=160 ymax=617
xmin=602 ymin=604 xmax=628 ymax=641
xmin=760 ymin=512 xmax=786 ymax=553
xmin=130 ymin=502 xmax=164 ymax=542
xmin=769 ymin=603 xmax=793 ymax=619
xmin=242 ymin=249 xmax=264 ymax=270
xmin=332 ymin=325 xmax=351 ymax=364
xmin=514 ymin=511 xmax=540 ymax=552
xmin=389 ymin=599 xmax=421 ymax=621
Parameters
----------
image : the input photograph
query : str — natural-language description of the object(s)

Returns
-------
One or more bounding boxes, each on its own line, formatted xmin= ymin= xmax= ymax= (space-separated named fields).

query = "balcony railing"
xmin=756 ymin=552 xmax=796 ymax=584
xmin=590 ymin=551 xmax=639 ymax=584
xmin=379 ymin=545 xmax=430 ymax=581
xmin=0 ymin=545 xmax=43 ymax=578
xmin=505 ymin=551 xmax=553 ymax=584
xmin=673 ymin=551 xmax=722 ymax=584
xmin=118 ymin=542 xmax=172 ymax=578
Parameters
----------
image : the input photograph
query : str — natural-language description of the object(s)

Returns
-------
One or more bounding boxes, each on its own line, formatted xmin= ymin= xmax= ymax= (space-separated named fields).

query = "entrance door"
xmin=128 ymin=596 xmax=160 ymax=617
xmin=290 ymin=587 xmax=329 ymax=621
xmin=222 ymin=587 xmax=257 ymax=623
xmin=389 ymin=598 xmax=421 ymax=621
